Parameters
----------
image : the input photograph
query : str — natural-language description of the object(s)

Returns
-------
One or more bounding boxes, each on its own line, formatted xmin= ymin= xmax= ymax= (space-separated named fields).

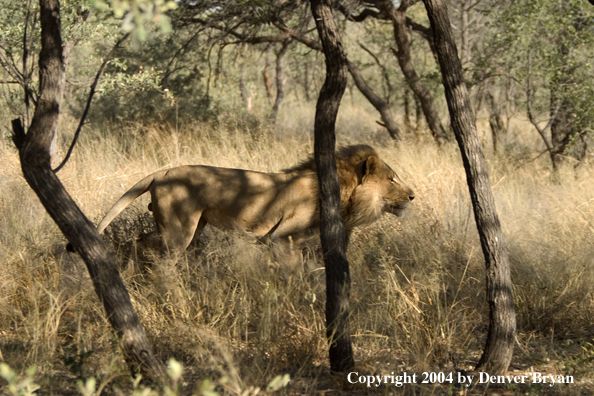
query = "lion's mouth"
xmin=386 ymin=202 xmax=410 ymax=217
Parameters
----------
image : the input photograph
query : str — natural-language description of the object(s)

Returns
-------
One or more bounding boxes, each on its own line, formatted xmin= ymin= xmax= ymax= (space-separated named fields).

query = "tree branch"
xmin=54 ymin=33 xmax=130 ymax=173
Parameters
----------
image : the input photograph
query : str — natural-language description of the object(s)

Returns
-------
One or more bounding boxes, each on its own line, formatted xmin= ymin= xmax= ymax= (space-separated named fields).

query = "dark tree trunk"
xmin=271 ymin=40 xmax=291 ymax=122
xmin=422 ymin=0 xmax=516 ymax=375
xmin=375 ymin=0 xmax=449 ymax=143
xmin=310 ymin=0 xmax=355 ymax=373
xmin=346 ymin=60 xmax=402 ymax=140
xmin=549 ymin=85 xmax=584 ymax=170
xmin=13 ymin=0 xmax=165 ymax=380
xmin=414 ymin=92 xmax=423 ymax=128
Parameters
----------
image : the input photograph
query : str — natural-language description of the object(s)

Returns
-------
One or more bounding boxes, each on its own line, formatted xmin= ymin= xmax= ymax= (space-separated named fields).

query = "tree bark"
xmin=367 ymin=0 xmax=449 ymax=143
xmin=273 ymin=23 xmax=403 ymax=141
xmin=240 ymin=63 xmax=252 ymax=111
xmin=486 ymin=91 xmax=505 ymax=154
xmin=262 ymin=49 xmax=274 ymax=105
xmin=404 ymin=88 xmax=412 ymax=129
xmin=460 ymin=0 xmax=471 ymax=66
xmin=346 ymin=60 xmax=402 ymax=140
xmin=303 ymin=62 xmax=311 ymax=101
xmin=422 ymin=0 xmax=516 ymax=375
xmin=271 ymin=40 xmax=291 ymax=122
xmin=14 ymin=0 xmax=165 ymax=380
xmin=310 ymin=0 xmax=355 ymax=373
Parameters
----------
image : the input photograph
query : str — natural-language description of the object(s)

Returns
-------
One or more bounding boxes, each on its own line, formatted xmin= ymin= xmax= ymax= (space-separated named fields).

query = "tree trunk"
xmin=274 ymin=24 xmax=403 ymax=141
xmin=460 ymin=0 xmax=471 ymax=66
xmin=240 ymin=63 xmax=252 ymax=111
xmin=303 ymin=62 xmax=311 ymax=101
xmin=404 ymin=87 xmax=412 ymax=129
xmin=310 ymin=0 xmax=355 ymax=373
xmin=486 ymin=91 xmax=505 ymax=154
xmin=271 ymin=40 xmax=291 ymax=122
xmin=14 ymin=0 xmax=165 ymax=380
xmin=422 ymin=0 xmax=516 ymax=375
xmin=384 ymin=1 xmax=449 ymax=143
xmin=346 ymin=60 xmax=402 ymax=139
xmin=262 ymin=50 xmax=275 ymax=105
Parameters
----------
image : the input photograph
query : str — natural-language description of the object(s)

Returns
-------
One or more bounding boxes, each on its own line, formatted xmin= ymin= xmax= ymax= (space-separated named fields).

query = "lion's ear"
xmin=363 ymin=155 xmax=381 ymax=176
xmin=355 ymin=155 xmax=381 ymax=183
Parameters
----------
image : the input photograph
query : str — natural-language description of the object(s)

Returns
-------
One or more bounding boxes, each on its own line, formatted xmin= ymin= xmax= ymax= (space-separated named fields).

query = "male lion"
xmin=92 ymin=145 xmax=414 ymax=260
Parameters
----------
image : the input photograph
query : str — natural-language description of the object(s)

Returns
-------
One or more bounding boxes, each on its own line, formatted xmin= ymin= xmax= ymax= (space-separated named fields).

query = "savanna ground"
xmin=2 ymin=98 xmax=594 ymax=395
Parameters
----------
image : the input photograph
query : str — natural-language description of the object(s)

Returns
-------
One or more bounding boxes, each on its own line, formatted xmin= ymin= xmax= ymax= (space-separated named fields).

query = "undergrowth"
xmin=1 ymin=106 xmax=594 ymax=395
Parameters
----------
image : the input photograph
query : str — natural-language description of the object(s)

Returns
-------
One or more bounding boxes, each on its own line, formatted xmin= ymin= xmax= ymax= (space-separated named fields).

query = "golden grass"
xmin=1 ymin=106 xmax=594 ymax=394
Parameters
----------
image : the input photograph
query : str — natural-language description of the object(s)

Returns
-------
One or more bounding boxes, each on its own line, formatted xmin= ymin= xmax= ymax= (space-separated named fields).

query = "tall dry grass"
xmin=1 ymin=104 xmax=594 ymax=394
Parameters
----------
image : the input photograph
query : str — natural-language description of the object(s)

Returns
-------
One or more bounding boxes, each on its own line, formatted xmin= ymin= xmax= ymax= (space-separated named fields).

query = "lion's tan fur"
xmin=96 ymin=145 xmax=414 ymax=259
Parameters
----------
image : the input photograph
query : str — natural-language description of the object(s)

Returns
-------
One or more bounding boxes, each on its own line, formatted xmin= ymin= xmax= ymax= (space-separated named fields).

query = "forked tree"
xmin=11 ymin=0 xmax=165 ymax=380
xmin=310 ymin=0 xmax=355 ymax=372
xmin=422 ymin=0 xmax=516 ymax=375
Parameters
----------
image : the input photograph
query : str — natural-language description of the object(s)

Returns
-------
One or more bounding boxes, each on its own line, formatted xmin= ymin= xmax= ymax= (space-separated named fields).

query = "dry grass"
xmin=2 ymin=105 xmax=594 ymax=395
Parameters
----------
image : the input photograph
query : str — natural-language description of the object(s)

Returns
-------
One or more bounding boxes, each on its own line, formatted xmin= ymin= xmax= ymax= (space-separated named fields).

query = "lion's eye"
xmin=390 ymin=177 xmax=397 ymax=184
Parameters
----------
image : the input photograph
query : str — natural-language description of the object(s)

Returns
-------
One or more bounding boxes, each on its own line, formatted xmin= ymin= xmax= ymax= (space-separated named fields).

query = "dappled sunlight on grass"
xmin=1 ymin=110 xmax=594 ymax=394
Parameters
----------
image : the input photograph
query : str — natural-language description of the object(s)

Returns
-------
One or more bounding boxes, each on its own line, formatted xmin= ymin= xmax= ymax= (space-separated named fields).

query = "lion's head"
xmin=286 ymin=145 xmax=414 ymax=229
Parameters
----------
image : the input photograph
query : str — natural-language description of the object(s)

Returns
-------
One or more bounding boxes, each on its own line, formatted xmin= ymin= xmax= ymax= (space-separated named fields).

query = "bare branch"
xmin=359 ymin=42 xmax=393 ymax=103
xmin=336 ymin=3 xmax=388 ymax=21
xmin=54 ymin=33 xmax=130 ymax=173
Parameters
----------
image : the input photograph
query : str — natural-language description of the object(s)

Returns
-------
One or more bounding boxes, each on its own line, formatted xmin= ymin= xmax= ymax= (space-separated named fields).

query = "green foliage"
xmin=71 ymin=27 xmax=214 ymax=125
xmin=478 ymin=0 xmax=594 ymax=133
xmin=0 ymin=359 xmax=289 ymax=396
xmin=0 ymin=0 xmax=184 ymax=127
xmin=0 ymin=363 xmax=40 ymax=396
xmin=0 ymin=0 xmax=118 ymax=120
xmin=93 ymin=0 xmax=177 ymax=41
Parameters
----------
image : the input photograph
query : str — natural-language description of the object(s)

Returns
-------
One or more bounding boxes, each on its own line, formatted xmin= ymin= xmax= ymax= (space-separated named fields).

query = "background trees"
xmin=479 ymin=0 xmax=594 ymax=171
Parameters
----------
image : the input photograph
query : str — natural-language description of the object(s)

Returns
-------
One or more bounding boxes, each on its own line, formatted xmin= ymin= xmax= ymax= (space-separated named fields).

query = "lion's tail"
xmin=96 ymin=172 xmax=161 ymax=235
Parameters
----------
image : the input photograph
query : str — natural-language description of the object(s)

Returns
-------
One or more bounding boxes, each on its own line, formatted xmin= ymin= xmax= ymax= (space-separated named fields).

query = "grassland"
xmin=1 ymin=102 xmax=594 ymax=395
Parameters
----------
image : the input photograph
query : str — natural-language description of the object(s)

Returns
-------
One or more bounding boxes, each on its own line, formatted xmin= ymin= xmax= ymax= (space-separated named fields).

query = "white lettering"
xmin=347 ymin=372 xmax=358 ymax=384
xmin=457 ymin=372 xmax=474 ymax=387
xmin=479 ymin=372 xmax=490 ymax=383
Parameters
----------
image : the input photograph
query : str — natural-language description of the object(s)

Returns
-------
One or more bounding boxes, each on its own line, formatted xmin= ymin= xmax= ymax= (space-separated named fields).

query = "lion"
xmin=90 ymin=145 xmax=414 ymax=261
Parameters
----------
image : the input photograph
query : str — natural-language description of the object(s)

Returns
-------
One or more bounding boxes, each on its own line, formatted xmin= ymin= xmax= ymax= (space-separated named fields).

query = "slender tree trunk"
xmin=271 ymin=40 xmax=291 ymax=122
xmin=13 ymin=0 xmax=165 ymax=380
xmin=460 ymin=0 xmax=471 ymax=66
xmin=415 ymin=93 xmax=423 ymax=128
xmin=422 ymin=0 xmax=516 ymax=375
xmin=240 ymin=63 xmax=252 ymax=111
xmin=274 ymin=23 xmax=403 ymax=141
xmin=310 ymin=0 xmax=355 ymax=373
xmin=303 ymin=62 xmax=311 ymax=101
xmin=262 ymin=49 xmax=275 ymax=105
xmin=486 ymin=91 xmax=505 ymax=154
xmin=379 ymin=0 xmax=449 ymax=143
xmin=404 ymin=88 xmax=412 ymax=129
xmin=346 ymin=60 xmax=402 ymax=139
